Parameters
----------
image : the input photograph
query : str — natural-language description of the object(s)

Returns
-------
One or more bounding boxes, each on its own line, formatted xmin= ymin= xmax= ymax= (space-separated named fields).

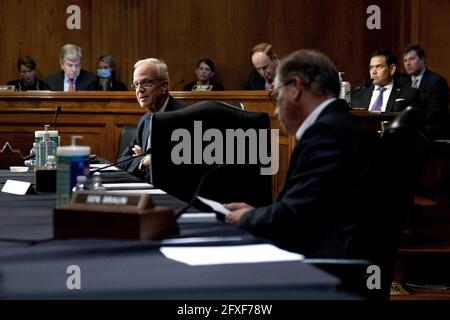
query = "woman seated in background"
xmin=96 ymin=55 xmax=128 ymax=91
xmin=7 ymin=56 xmax=49 ymax=91
xmin=183 ymin=58 xmax=224 ymax=91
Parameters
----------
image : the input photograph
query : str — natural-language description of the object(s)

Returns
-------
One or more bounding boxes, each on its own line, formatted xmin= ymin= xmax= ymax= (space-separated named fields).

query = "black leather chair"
xmin=116 ymin=124 xmax=137 ymax=161
xmin=151 ymin=100 xmax=273 ymax=207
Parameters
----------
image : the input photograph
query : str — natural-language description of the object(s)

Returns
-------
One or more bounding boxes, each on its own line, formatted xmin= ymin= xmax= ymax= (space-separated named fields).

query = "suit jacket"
xmin=351 ymin=83 xmax=422 ymax=112
xmin=238 ymin=99 xmax=378 ymax=258
xmin=46 ymin=69 xmax=97 ymax=91
xmin=116 ymin=95 xmax=185 ymax=181
xmin=412 ymin=69 xmax=449 ymax=139
xmin=242 ymin=68 xmax=266 ymax=90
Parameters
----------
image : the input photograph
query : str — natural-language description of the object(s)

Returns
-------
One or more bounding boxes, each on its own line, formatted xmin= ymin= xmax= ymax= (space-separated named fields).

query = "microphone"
xmin=171 ymin=78 xmax=184 ymax=91
xmin=350 ymin=78 xmax=373 ymax=95
xmin=89 ymin=148 xmax=152 ymax=176
xmin=54 ymin=106 xmax=62 ymax=130
xmin=175 ymin=164 xmax=224 ymax=219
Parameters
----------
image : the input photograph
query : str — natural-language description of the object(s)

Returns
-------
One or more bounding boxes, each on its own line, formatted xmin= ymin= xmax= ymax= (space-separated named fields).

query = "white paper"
xmin=179 ymin=213 xmax=216 ymax=219
xmin=89 ymin=164 xmax=119 ymax=171
xmin=161 ymin=236 xmax=243 ymax=245
xmin=106 ymin=189 xmax=167 ymax=195
xmin=103 ymin=183 xmax=153 ymax=190
xmin=160 ymin=244 xmax=304 ymax=266
xmin=1 ymin=179 xmax=32 ymax=195
xmin=197 ymin=196 xmax=230 ymax=215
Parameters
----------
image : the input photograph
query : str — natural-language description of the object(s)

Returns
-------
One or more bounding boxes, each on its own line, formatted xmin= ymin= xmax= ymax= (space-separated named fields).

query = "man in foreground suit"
xmin=225 ymin=49 xmax=378 ymax=258
xmin=351 ymin=49 xmax=421 ymax=112
xmin=403 ymin=44 xmax=449 ymax=139
xmin=46 ymin=44 xmax=97 ymax=91
xmin=117 ymin=58 xmax=185 ymax=180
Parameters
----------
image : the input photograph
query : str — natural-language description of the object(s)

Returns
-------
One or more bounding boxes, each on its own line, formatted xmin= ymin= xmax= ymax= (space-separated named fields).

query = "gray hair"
xmin=134 ymin=58 xmax=169 ymax=81
xmin=59 ymin=44 xmax=82 ymax=64
xmin=277 ymin=49 xmax=340 ymax=98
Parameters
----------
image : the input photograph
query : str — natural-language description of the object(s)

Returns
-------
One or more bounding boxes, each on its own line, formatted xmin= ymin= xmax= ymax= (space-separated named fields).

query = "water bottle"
xmin=25 ymin=142 xmax=38 ymax=167
xmin=37 ymin=125 xmax=57 ymax=168
xmin=35 ymin=126 xmax=58 ymax=166
xmin=72 ymin=175 xmax=88 ymax=192
xmin=91 ymin=173 xmax=106 ymax=191
xmin=56 ymin=136 xmax=91 ymax=208
xmin=339 ymin=72 xmax=352 ymax=104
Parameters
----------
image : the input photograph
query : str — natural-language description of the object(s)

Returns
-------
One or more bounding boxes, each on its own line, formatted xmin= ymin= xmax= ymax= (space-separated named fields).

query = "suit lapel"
xmin=419 ymin=69 xmax=429 ymax=91
xmin=386 ymin=86 xmax=401 ymax=112
xmin=142 ymin=115 xmax=152 ymax=151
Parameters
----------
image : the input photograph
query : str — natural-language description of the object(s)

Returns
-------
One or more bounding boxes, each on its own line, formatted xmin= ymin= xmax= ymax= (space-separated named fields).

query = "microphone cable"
xmin=89 ymin=148 xmax=152 ymax=175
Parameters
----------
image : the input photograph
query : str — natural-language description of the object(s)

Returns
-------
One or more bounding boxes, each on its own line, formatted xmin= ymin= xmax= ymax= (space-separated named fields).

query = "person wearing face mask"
xmin=183 ymin=58 xmax=224 ymax=91
xmin=7 ymin=56 xmax=49 ymax=91
xmin=96 ymin=55 xmax=128 ymax=91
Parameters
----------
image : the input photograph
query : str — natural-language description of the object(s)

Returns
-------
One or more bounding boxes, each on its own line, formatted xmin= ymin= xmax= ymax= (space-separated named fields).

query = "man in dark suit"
xmin=117 ymin=58 xmax=185 ymax=180
xmin=46 ymin=44 xmax=97 ymax=91
xmin=225 ymin=49 xmax=377 ymax=258
xmin=351 ymin=49 xmax=421 ymax=112
xmin=403 ymin=44 xmax=449 ymax=139
xmin=242 ymin=43 xmax=279 ymax=90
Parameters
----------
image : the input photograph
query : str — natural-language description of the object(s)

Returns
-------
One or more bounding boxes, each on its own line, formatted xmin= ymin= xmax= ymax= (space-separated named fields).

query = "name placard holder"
xmin=54 ymin=191 xmax=179 ymax=240
xmin=1 ymin=179 xmax=34 ymax=195
xmin=192 ymin=84 xmax=213 ymax=91
xmin=0 ymin=142 xmax=23 ymax=169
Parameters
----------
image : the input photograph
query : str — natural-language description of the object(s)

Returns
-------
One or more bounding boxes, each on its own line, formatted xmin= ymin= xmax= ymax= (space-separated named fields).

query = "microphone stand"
xmin=89 ymin=149 xmax=151 ymax=175
xmin=54 ymin=106 xmax=62 ymax=130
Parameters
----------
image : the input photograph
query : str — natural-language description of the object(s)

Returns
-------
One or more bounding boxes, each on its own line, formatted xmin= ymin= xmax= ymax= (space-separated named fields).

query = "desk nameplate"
xmin=54 ymin=191 xmax=179 ymax=240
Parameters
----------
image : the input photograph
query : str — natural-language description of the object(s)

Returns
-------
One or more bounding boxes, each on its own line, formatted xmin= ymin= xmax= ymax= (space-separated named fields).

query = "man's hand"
xmin=224 ymin=202 xmax=254 ymax=225
xmin=141 ymin=154 xmax=151 ymax=167
xmin=132 ymin=145 xmax=143 ymax=156
xmin=133 ymin=145 xmax=151 ymax=168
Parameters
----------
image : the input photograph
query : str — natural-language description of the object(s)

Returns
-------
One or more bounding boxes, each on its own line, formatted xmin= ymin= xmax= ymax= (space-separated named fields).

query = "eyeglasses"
xmin=268 ymin=80 xmax=294 ymax=106
xmin=131 ymin=79 xmax=164 ymax=90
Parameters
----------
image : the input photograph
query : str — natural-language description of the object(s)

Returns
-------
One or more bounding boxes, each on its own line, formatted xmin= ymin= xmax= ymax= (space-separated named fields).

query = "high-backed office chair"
xmin=116 ymin=124 xmax=137 ymax=160
xmin=309 ymin=106 xmax=429 ymax=300
xmin=151 ymin=100 xmax=273 ymax=207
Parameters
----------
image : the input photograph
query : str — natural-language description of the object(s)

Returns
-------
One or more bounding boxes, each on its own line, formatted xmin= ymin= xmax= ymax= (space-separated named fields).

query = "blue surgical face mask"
xmin=97 ymin=68 xmax=112 ymax=78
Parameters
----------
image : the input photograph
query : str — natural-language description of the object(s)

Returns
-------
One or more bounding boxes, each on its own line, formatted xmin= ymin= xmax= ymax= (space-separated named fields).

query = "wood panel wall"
xmin=1 ymin=0 xmax=447 ymax=91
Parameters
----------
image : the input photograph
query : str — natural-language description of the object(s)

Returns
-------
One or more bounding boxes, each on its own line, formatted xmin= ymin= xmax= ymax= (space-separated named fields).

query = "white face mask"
xmin=97 ymin=69 xmax=112 ymax=78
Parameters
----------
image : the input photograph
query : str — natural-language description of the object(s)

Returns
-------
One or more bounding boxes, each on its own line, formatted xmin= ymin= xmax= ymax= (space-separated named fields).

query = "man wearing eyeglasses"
xmin=117 ymin=58 xmax=185 ymax=181
xmin=226 ymin=49 xmax=378 ymax=259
